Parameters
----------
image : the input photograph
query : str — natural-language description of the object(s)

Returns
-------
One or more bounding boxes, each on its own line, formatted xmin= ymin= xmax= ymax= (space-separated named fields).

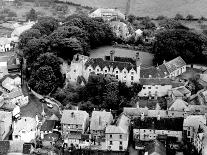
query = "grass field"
xmin=58 ymin=0 xmax=207 ymax=18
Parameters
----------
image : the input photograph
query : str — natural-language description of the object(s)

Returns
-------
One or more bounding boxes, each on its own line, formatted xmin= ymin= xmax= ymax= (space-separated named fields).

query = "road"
xmin=20 ymin=82 xmax=61 ymax=118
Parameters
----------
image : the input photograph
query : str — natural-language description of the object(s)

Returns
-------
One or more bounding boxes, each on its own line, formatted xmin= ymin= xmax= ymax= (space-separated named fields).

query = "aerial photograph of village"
xmin=2 ymin=0 xmax=207 ymax=154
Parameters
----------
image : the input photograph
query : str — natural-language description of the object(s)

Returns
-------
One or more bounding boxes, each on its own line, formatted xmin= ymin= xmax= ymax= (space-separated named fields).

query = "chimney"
xmin=71 ymin=112 xmax=75 ymax=118
xmin=110 ymin=50 xmax=115 ymax=61
xmin=136 ymin=52 xmax=141 ymax=66
xmin=163 ymin=60 xmax=166 ymax=64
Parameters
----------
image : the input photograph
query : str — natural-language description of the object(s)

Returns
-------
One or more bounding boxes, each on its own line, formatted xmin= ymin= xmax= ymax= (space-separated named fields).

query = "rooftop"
xmin=90 ymin=110 xmax=113 ymax=131
xmin=40 ymin=120 xmax=56 ymax=132
xmin=164 ymin=56 xmax=186 ymax=73
xmin=61 ymin=110 xmax=89 ymax=125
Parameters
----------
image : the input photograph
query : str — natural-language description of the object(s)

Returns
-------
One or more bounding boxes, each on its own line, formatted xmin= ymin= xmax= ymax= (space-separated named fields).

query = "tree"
xmin=32 ymin=52 xmax=64 ymax=87
xmin=32 ymin=17 xmax=58 ymax=35
xmin=28 ymin=65 xmax=57 ymax=95
xmin=139 ymin=18 xmax=156 ymax=30
xmin=153 ymin=29 xmax=207 ymax=65
xmin=174 ymin=13 xmax=184 ymax=20
xmin=186 ymin=14 xmax=194 ymax=21
xmin=26 ymin=8 xmax=37 ymax=21
xmin=158 ymin=19 xmax=189 ymax=30
xmin=156 ymin=15 xmax=167 ymax=20
xmin=18 ymin=29 xmax=41 ymax=49
xmin=127 ymin=14 xmax=136 ymax=23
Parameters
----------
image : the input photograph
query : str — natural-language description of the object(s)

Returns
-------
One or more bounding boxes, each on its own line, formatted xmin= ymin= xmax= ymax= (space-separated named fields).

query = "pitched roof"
xmin=105 ymin=113 xmax=130 ymax=134
xmin=61 ymin=110 xmax=89 ymax=125
xmin=140 ymin=78 xmax=172 ymax=85
xmin=85 ymin=58 xmax=137 ymax=72
xmin=40 ymin=120 xmax=56 ymax=132
xmin=133 ymin=117 xmax=184 ymax=131
xmin=146 ymin=140 xmax=166 ymax=155
xmin=48 ymin=114 xmax=59 ymax=121
xmin=164 ymin=57 xmax=186 ymax=73
xmin=0 ymin=141 xmax=9 ymax=154
xmin=168 ymin=99 xmax=188 ymax=111
xmin=90 ymin=110 xmax=113 ymax=131
xmin=140 ymin=66 xmax=168 ymax=78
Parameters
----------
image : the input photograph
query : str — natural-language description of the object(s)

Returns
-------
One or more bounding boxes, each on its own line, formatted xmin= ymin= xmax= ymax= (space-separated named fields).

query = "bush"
xmin=174 ymin=13 xmax=184 ymax=20
xmin=156 ymin=15 xmax=167 ymax=20
xmin=186 ymin=14 xmax=194 ymax=21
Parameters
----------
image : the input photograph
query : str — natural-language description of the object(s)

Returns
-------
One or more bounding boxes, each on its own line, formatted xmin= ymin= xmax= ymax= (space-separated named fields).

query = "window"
xmin=187 ymin=130 xmax=191 ymax=136
xmin=74 ymin=69 xmax=76 ymax=73
xmin=131 ymin=76 xmax=134 ymax=81
xmin=120 ymin=135 xmax=122 ymax=139
xmin=76 ymin=125 xmax=78 ymax=128
xmin=89 ymin=69 xmax=91 ymax=72
xmin=110 ymin=135 xmax=112 ymax=138
xmin=116 ymin=75 xmax=118 ymax=79
xmin=155 ymin=87 xmax=158 ymax=89
xmin=131 ymin=82 xmax=134 ymax=85
xmin=97 ymin=69 xmax=99 ymax=72
xmin=148 ymin=87 xmax=151 ymax=89
xmin=105 ymin=70 xmax=107 ymax=73
xmin=116 ymin=71 xmax=118 ymax=74
xmin=119 ymin=146 xmax=123 ymax=150
xmin=131 ymin=72 xmax=134 ymax=75
xmin=143 ymin=86 xmax=146 ymax=89
xmin=124 ymin=71 xmax=126 ymax=74
xmin=110 ymin=141 xmax=113 ymax=145
xmin=15 ymin=135 xmax=18 ymax=138
xmin=120 ymin=141 xmax=122 ymax=145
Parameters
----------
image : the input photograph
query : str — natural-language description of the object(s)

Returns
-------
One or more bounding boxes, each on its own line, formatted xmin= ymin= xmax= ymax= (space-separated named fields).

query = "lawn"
xmin=90 ymin=46 xmax=154 ymax=67
xmin=0 ymin=1 xmax=89 ymax=21
xmin=58 ymin=0 xmax=207 ymax=18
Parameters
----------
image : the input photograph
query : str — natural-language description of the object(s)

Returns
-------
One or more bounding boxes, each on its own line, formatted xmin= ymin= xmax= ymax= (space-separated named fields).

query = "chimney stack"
xmin=110 ymin=50 xmax=115 ymax=61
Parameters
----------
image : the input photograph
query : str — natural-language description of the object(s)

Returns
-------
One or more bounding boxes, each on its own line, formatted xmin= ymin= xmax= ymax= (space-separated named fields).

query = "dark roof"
xmin=133 ymin=117 xmax=184 ymax=131
xmin=140 ymin=78 xmax=172 ymax=85
xmin=81 ymin=134 xmax=90 ymax=141
xmin=140 ymin=65 xmax=169 ymax=78
xmin=40 ymin=120 xmax=56 ymax=131
xmin=146 ymin=140 xmax=166 ymax=155
xmin=164 ymin=57 xmax=186 ymax=73
xmin=114 ymin=56 xmax=136 ymax=65
xmin=43 ymin=133 xmax=59 ymax=141
xmin=85 ymin=58 xmax=136 ymax=71
xmin=0 ymin=141 xmax=9 ymax=154
xmin=0 ymin=73 xmax=20 ymax=83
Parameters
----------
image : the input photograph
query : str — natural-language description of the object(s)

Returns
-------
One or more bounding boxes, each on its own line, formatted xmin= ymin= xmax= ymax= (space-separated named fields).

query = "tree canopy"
xmin=153 ymin=29 xmax=207 ymax=64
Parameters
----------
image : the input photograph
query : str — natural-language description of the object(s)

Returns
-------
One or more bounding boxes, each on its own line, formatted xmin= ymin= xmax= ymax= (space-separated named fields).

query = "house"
xmin=0 ymin=111 xmax=12 ymax=140
xmin=1 ymin=74 xmax=21 ymax=92
xmin=67 ymin=51 xmax=141 ymax=86
xmin=138 ymin=78 xmax=173 ymax=98
xmin=0 ymin=141 xmax=10 ymax=154
xmin=0 ymin=37 xmax=14 ymax=52
xmin=89 ymin=8 xmax=125 ymax=21
xmin=110 ymin=21 xmax=131 ymax=40
xmin=13 ymin=117 xmax=38 ymax=142
xmin=144 ymin=140 xmax=166 ymax=155
xmin=163 ymin=57 xmax=186 ymax=78
xmin=168 ymin=99 xmax=188 ymax=111
xmin=61 ymin=110 xmax=89 ymax=147
xmin=133 ymin=115 xmax=184 ymax=143
xmin=3 ymin=90 xmax=29 ymax=107
xmin=183 ymin=115 xmax=206 ymax=143
xmin=40 ymin=119 xmax=60 ymax=139
xmin=105 ymin=113 xmax=130 ymax=151
xmin=90 ymin=110 xmax=113 ymax=139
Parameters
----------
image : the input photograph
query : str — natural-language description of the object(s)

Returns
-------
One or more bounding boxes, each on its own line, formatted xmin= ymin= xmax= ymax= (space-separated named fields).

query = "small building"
xmin=89 ymin=8 xmax=125 ymax=21
xmin=13 ymin=117 xmax=38 ymax=142
xmin=105 ymin=113 xmax=130 ymax=151
xmin=90 ymin=110 xmax=113 ymax=139
xmin=40 ymin=120 xmax=60 ymax=139
xmin=61 ymin=110 xmax=89 ymax=147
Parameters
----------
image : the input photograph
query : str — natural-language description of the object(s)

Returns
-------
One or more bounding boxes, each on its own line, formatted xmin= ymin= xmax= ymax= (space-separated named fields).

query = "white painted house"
xmin=13 ymin=117 xmax=38 ymax=142
xmin=105 ymin=113 xmax=130 ymax=151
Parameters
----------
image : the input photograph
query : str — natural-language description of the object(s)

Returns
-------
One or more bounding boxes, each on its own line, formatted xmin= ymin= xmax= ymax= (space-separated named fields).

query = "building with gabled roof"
xmin=61 ymin=110 xmax=89 ymax=147
xmin=168 ymin=99 xmax=188 ymax=111
xmin=105 ymin=113 xmax=130 ymax=151
xmin=89 ymin=8 xmax=125 ymax=21
xmin=90 ymin=110 xmax=113 ymax=139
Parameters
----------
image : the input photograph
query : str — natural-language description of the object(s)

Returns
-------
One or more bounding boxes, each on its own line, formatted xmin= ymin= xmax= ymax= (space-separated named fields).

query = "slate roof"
xmin=61 ymin=110 xmax=89 ymax=125
xmin=0 ymin=141 xmax=9 ymax=154
xmin=146 ymin=140 xmax=166 ymax=155
xmin=140 ymin=66 xmax=167 ymax=78
xmin=90 ymin=110 xmax=113 ymax=131
xmin=133 ymin=117 xmax=184 ymax=131
xmin=164 ymin=57 xmax=186 ymax=73
xmin=85 ymin=58 xmax=137 ymax=71
xmin=105 ymin=113 xmax=130 ymax=134
xmin=140 ymin=78 xmax=172 ymax=85
xmin=40 ymin=120 xmax=56 ymax=132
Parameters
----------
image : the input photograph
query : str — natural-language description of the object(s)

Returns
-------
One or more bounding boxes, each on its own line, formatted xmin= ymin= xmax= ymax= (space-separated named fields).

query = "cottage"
xmin=13 ymin=117 xmax=38 ymax=142
xmin=61 ymin=110 xmax=89 ymax=147
xmin=90 ymin=110 xmax=113 ymax=139
xmin=89 ymin=8 xmax=125 ymax=21
xmin=0 ymin=111 xmax=12 ymax=140
xmin=105 ymin=113 xmax=130 ymax=151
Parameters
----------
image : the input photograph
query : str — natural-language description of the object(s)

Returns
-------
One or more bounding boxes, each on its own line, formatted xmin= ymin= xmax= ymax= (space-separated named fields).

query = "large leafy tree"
xmin=26 ymin=8 xmax=37 ymax=21
xmin=28 ymin=65 xmax=57 ymax=95
xmin=153 ymin=29 xmax=207 ymax=64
